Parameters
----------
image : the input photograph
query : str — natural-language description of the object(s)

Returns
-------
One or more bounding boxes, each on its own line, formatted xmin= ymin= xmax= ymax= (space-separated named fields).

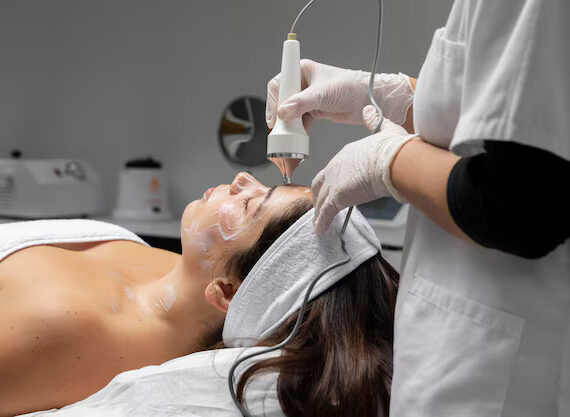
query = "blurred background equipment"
xmin=113 ymin=156 xmax=173 ymax=221
xmin=0 ymin=150 xmax=105 ymax=218
xmin=358 ymin=198 xmax=407 ymax=271
xmin=218 ymin=96 xmax=268 ymax=168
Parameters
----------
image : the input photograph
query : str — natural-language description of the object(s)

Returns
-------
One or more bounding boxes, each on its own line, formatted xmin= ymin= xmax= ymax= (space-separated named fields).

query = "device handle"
xmin=277 ymin=37 xmax=303 ymax=106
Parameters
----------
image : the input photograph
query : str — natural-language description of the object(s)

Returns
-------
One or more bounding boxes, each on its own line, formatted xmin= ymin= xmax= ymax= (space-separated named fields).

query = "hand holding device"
xmin=266 ymin=60 xmax=414 ymax=130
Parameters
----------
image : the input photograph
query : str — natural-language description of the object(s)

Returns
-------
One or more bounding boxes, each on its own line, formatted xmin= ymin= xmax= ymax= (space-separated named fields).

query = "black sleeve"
xmin=447 ymin=141 xmax=570 ymax=259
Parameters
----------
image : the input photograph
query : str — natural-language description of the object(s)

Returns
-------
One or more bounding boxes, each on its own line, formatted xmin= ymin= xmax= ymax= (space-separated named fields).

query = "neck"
xmin=134 ymin=260 xmax=222 ymax=354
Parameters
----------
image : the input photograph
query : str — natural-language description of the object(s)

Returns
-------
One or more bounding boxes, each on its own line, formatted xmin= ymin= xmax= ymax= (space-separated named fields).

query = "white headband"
xmin=223 ymin=207 xmax=382 ymax=347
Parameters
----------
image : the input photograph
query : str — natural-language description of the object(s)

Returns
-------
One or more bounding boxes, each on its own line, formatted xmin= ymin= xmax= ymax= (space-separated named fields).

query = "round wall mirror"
xmin=218 ymin=96 xmax=268 ymax=167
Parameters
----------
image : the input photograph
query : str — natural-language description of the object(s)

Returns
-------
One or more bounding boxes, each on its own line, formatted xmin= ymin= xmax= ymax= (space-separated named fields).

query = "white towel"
xmin=223 ymin=207 xmax=382 ymax=347
xmin=0 ymin=219 xmax=148 ymax=262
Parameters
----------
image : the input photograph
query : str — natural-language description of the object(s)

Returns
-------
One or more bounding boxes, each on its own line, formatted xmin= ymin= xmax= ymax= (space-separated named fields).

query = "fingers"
xmin=376 ymin=117 xmax=402 ymax=137
xmin=302 ymin=113 xmax=315 ymax=131
xmin=312 ymin=169 xmax=340 ymax=235
xmin=266 ymin=74 xmax=281 ymax=129
xmin=267 ymin=78 xmax=318 ymax=128
xmin=362 ymin=105 xmax=382 ymax=133
xmin=267 ymin=59 xmax=317 ymax=128
xmin=314 ymin=199 xmax=340 ymax=235
xmin=278 ymin=85 xmax=319 ymax=122
xmin=311 ymin=168 xmax=328 ymax=232
xmin=362 ymin=106 xmax=402 ymax=135
xmin=311 ymin=169 xmax=325 ymax=206
xmin=299 ymin=59 xmax=316 ymax=89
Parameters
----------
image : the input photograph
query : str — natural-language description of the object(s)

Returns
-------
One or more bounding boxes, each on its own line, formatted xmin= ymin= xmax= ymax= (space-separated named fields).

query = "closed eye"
xmin=243 ymin=196 xmax=253 ymax=210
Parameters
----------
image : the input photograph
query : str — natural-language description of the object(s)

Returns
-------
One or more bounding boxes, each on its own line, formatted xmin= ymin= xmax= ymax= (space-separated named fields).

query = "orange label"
xmin=150 ymin=177 xmax=160 ymax=193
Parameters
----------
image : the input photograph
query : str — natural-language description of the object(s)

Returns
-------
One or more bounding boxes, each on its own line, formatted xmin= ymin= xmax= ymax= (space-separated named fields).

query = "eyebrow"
xmin=253 ymin=186 xmax=277 ymax=217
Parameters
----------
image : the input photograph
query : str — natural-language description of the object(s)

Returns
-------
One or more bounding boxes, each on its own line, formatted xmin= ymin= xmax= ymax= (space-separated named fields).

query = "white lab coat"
xmin=391 ymin=1 xmax=570 ymax=416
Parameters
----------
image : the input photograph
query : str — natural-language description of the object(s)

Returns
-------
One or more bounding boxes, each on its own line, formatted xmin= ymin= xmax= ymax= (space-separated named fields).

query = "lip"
xmin=202 ymin=187 xmax=215 ymax=201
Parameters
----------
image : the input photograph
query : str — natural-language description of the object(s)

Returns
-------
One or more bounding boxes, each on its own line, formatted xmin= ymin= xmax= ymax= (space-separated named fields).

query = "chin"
xmin=181 ymin=200 xmax=198 ymax=224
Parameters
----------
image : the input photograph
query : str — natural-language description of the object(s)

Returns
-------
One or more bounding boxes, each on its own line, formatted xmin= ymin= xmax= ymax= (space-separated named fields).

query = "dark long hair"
xmin=224 ymin=198 xmax=399 ymax=417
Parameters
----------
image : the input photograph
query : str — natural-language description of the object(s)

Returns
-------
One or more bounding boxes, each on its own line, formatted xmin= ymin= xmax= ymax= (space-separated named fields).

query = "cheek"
xmin=184 ymin=227 xmax=214 ymax=255
xmin=182 ymin=223 xmax=219 ymax=275
xmin=182 ymin=201 xmax=266 ymax=275
xmin=216 ymin=203 xmax=247 ymax=240
xmin=181 ymin=203 xmax=193 ymax=223
xmin=181 ymin=201 xmax=201 ymax=229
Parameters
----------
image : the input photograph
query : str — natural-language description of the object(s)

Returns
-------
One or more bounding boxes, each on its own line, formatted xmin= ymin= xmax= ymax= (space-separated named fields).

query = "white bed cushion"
xmin=18 ymin=348 xmax=284 ymax=417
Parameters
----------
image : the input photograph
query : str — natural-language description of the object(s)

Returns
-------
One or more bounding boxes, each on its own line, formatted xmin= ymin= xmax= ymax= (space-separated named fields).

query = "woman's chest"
xmin=0 ymin=242 xmax=176 ymax=337
xmin=0 ymin=245 xmax=179 ymax=367
xmin=1 ymin=244 xmax=133 ymax=308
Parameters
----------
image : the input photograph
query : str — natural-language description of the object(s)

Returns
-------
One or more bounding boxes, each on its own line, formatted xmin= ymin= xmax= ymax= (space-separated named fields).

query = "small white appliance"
xmin=0 ymin=158 xmax=105 ymax=218
xmin=113 ymin=157 xmax=172 ymax=221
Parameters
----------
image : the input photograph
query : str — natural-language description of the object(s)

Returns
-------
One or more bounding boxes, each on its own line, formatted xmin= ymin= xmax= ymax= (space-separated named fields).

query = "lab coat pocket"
xmin=431 ymin=27 xmax=465 ymax=61
xmin=414 ymin=27 xmax=465 ymax=148
xmin=391 ymin=275 xmax=525 ymax=417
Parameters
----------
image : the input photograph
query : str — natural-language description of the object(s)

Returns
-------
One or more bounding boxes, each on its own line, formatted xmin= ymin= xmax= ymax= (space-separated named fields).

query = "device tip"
xmin=282 ymin=175 xmax=292 ymax=185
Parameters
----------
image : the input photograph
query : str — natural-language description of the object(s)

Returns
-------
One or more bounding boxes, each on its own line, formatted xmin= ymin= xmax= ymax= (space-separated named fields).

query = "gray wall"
xmin=0 ymin=0 xmax=453 ymax=216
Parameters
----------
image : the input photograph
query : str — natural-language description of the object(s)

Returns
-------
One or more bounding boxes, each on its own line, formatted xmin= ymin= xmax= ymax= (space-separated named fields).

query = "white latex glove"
xmin=311 ymin=105 xmax=419 ymax=234
xmin=266 ymin=59 xmax=414 ymax=130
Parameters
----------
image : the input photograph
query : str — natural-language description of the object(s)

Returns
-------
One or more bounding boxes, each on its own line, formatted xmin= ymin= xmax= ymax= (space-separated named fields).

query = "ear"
xmin=204 ymin=277 xmax=240 ymax=313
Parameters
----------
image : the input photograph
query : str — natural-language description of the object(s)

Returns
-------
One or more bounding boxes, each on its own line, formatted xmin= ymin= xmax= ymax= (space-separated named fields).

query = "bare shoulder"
xmin=0 ymin=242 xmax=180 ymax=416
xmin=0 ymin=301 xmax=109 ymax=416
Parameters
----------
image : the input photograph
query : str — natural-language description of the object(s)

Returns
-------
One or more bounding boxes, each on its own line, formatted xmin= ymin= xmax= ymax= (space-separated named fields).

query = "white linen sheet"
xmin=18 ymin=348 xmax=284 ymax=417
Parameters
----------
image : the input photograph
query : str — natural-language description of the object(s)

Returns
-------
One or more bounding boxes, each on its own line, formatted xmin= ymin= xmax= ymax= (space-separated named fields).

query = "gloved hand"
xmin=266 ymin=59 xmax=414 ymax=130
xmin=312 ymin=105 xmax=419 ymax=234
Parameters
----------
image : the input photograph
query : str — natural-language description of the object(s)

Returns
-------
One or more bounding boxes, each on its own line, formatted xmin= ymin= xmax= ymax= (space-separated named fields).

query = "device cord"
xmin=228 ymin=0 xmax=383 ymax=414
xmin=290 ymin=0 xmax=318 ymax=34
xmin=369 ymin=0 xmax=385 ymax=134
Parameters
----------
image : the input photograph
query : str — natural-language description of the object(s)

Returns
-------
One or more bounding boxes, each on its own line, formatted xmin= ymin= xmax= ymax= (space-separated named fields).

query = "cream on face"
xmin=175 ymin=173 xmax=312 ymax=316
xmin=183 ymin=223 xmax=216 ymax=275
xmin=181 ymin=173 xmax=272 ymax=277
xmin=216 ymin=202 xmax=247 ymax=240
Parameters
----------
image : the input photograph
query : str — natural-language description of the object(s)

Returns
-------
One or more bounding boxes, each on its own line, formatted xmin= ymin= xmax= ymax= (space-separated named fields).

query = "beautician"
xmin=266 ymin=0 xmax=570 ymax=415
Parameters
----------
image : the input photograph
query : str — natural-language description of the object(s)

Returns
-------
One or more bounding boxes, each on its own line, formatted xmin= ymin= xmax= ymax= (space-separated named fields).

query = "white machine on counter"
xmin=0 ymin=158 xmax=105 ymax=218
xmin=113 ymin=157 xmax=172 ymax=221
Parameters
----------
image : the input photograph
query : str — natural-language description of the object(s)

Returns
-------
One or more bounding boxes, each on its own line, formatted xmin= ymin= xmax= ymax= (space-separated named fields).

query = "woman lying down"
xmin=0 ymin=172 xmax=398 ymax=417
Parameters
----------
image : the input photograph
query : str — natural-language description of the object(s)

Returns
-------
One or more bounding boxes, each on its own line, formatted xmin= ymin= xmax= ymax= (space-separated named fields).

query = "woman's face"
xmin=181 ymin=172 xmax=311 ymax=278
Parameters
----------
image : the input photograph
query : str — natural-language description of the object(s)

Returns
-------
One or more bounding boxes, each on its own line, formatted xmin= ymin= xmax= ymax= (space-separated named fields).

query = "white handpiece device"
xmin=267 ymin=33 xmax=309 ymax=184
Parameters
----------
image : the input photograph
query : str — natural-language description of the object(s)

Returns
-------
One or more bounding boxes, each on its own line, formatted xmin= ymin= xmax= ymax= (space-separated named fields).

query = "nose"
xmin=230 ymin=172 xmax=260 ymax=195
